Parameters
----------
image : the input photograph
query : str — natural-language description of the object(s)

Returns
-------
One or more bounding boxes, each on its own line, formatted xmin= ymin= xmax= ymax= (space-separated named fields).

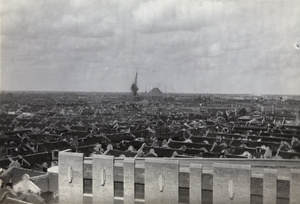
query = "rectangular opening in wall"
xmin=276 ymin=198 xmax=289 ymax=204
xmin=114 ymin=181 xmax=124 ymax=198
xmin=179 ymin=187 xmax=189 ymax=203
xmin=134 ymin=183 xmax=144 ymax=200
xmin=202 ymin=190 xmax=213 ymax=204
xmin=83 ymin=179 xmax=92 ymax=194
xmin=277 ymin=180 xmax=289 ymax=203
xmin=251 ymin=195 xmax=262 ymax=204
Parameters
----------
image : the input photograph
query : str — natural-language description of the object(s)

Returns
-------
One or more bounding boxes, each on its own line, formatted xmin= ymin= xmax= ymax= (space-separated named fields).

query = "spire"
xmin=135 ymin=72 xmax=138 ymax=85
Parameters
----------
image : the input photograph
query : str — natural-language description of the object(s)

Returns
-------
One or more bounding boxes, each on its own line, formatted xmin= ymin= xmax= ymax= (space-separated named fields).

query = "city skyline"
xmin=1 ymin=0 xmax=300 ymax=95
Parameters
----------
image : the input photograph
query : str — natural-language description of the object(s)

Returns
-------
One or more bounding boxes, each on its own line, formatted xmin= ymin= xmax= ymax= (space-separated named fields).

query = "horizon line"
xmin=0 ymin=89 xmax=299 ymax=97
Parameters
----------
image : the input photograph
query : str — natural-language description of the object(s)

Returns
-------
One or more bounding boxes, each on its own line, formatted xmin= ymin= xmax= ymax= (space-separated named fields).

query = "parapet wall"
xmin=58 ymin=152 xmax=300 ymax=204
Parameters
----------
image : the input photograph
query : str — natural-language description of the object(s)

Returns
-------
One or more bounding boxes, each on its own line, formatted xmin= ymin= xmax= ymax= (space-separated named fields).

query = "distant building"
xmin=149 ymin=88 xmax=163 ymax=96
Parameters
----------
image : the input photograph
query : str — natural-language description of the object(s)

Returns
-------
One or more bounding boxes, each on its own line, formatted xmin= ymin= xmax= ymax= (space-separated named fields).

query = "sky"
xmin=1 ymin=0 xmax=300 ymax=95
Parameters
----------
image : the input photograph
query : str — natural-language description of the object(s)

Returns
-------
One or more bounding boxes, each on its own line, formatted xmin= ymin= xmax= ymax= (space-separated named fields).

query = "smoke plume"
xmin=131 ymin=83 xmax=139 ymax=96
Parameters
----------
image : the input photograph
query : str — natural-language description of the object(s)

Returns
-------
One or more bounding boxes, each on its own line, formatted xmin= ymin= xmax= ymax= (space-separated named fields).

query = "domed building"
xmin=148 ymin=87 xmax=163 ymax=101
xmin=149 ymin=87 xmax=163 ymax=96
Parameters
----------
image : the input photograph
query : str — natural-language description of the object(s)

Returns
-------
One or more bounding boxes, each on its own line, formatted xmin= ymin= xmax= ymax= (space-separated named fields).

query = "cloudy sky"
xmin=1 ymin=0 xmax=299 ymax=94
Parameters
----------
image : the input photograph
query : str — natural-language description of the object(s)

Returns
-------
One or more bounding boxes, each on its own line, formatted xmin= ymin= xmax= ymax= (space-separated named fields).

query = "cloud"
xmin=1 ymin=0 xmax=300 ymax=94
xmin=132 ymin=0 xmax=225 ymax=33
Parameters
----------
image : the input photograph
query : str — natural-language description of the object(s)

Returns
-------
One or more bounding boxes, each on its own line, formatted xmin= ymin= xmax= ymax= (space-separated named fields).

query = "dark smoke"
xmin=131 ymin=83 xmax=139 ymax=96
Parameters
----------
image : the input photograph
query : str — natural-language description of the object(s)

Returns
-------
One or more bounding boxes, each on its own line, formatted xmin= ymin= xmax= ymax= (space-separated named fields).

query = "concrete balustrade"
xmin=189 ymin=164 xmax=203 ymax=204
xmin=213 ymin=163 xmax=251 ymax=204
xmin=145 ymin=158 xmax=179 ymax=204
xmin=92 ymin=155 xmax=114 ymax=204
xmin=124 ymin=158 xmax=135 ymax=204
xmin=58 ymin=152 xmax=84 ymax=204
xmin=58 ymin=153 xmax=300 ymax=204
xmin=290 ymin=169 xmax=300 ymax=204
xmin=263 ymin=169 xmax=277 ymax=204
